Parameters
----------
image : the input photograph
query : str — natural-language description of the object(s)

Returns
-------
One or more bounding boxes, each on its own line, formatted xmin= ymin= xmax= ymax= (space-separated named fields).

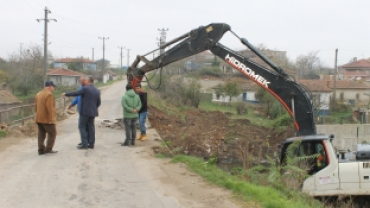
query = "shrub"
xmin=236 ymin=102 xmax=248 ymax=114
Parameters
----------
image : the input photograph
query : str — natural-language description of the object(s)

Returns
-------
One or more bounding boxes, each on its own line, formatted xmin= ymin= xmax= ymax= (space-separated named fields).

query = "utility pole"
xmin=98 ymin=37 xmax=109 ymax=83
xmin=92 ymin=48 xmax=94 ymax=61
xmin=158 ymin=28 xmax=168 ymax=74
xmin=37 ymin=7 xmax=56 ymax=87
xmin=333 ymin=49 xmax=338 ymax=103
xmin=118 ymin=46 xmax=125 ymax=78
xmin=126 ymin=48 xmax=131 ymax=74
xmin=158 ymin=28 xmax=169 ymax=55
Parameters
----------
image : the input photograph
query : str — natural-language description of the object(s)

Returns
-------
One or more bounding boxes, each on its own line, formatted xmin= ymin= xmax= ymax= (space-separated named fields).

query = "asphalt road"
xmin=0 ymin=79 xmax=242 ymax=208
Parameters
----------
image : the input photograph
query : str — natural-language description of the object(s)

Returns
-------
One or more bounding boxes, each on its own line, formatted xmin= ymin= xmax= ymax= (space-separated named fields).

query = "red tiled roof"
xmin=341 ymin=59 xmax=370 ymax=69
xmin=299 ymin=80 xmax=332 ymax=92
xmin=54 ymin=58 xmax=95 ymax=63
xmin=327 ymin=80 xmax=370 ymax=89
xmin=47 ymin=68 xmax=84 ymax=77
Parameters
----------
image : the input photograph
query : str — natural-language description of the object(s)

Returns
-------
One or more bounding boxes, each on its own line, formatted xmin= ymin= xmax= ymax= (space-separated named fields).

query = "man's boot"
xmin=131 ymin=139 xmax=135 ymax=146
xmin=136 ymin=134 xmax=143 ymax=140
xmin=140 ymin=134 xmax=147 ymax=141
xmin=121 ymin=140 xmax=129 ymax=146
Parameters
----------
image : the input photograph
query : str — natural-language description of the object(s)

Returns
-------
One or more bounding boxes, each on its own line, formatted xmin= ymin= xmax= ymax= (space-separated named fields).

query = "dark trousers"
xmin=78 ymin=115 xmax=89 ymax=143
xmin=124 ymin=118 xmax=137 ymax=144
xmin=79 ymin=115 xmax=95 ymax=146
xmin=37 ymin=123 xmax=57 ymax=153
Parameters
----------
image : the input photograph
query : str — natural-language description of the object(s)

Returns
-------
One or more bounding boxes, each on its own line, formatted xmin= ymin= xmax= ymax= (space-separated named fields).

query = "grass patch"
xmin=156 ymin=153 xmax=167 ymax=158
xmin=171 ymin=155 xmax=322 ymax=208
xmin=199 ymin=100 xmax=276 ymax=127
xmin=0 ymin=131 xmax=7 ymax=138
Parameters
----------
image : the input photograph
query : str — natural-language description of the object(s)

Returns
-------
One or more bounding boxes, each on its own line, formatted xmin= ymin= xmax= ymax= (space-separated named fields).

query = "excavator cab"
xmin=280 ymin=135 xmax=329 ymax=175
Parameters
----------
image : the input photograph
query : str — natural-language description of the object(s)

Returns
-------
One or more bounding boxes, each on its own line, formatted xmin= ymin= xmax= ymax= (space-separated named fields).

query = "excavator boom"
xmin=127 ymin=23 xmax=316 ymax=136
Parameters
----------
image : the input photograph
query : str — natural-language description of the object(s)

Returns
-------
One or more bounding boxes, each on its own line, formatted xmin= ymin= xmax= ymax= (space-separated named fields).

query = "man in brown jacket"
xmin=35 ymin=81 xmax=58 ymax=155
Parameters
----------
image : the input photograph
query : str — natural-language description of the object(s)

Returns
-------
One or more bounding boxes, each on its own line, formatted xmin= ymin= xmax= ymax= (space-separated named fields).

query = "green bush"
xmin=270 ymin=113 xmax=293 ymax=127
xmin=331 ymin=103 xmax=351 ymax=113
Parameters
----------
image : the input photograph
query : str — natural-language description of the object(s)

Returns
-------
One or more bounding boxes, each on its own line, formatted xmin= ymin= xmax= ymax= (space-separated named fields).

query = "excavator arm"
xmin=127 ymin=23 xmax=316 ymax=136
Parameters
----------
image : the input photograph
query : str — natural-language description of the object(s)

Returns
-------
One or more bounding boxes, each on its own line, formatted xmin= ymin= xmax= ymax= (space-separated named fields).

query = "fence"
xmin=0 ymin=97 xmax=72 ymax=126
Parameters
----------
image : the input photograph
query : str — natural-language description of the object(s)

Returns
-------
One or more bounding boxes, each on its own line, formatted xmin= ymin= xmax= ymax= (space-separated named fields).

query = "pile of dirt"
xmin=3 ymin=107 xmax=71 ymax=139
xmin=148 ymin=105 xmax=295 ymax=165
xmin=0 ymin=90 xmax=21 ymax=104
xmin=6 ymin=122 xmax=38 ymax=138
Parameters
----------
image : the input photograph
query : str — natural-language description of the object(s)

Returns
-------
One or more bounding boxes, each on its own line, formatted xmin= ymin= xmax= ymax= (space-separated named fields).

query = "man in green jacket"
xmin=121 ymin=83 xmax=142 ymax=146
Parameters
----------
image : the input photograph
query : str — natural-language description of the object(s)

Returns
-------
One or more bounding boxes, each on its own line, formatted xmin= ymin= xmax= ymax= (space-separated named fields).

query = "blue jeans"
xmin=124 ymin=118 xmax=137 ymax=143
xmin=78 ymin=115 xmax=95 ymax=146
xmin=139 ymin=111 xmax=147 ymax=134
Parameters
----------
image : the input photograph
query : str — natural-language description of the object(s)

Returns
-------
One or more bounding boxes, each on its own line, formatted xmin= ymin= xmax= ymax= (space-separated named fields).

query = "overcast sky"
xmin=2 ymin=0 xmax=370 ymax=68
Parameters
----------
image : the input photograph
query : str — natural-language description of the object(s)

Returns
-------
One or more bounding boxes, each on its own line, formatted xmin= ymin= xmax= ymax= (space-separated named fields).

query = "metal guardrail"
xmin=0 ymin=97 xmax=72 ymax=126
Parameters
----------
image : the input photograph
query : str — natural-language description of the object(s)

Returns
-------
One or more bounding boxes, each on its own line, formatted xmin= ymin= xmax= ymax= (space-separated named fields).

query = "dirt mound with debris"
xmin=148 ymin=105 xmax=295 ymax=165
xmin=0 ymin=90 xmax=21 ymax=104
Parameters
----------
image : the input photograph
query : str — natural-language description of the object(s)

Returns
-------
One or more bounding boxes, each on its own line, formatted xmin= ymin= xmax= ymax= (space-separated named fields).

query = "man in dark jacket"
xmin=68 ymin=76 xmax=85 ymax=146
xmin=134 ymin=83 xmax=148 ymax=141
xmin=63 ymin=76 xmax=101 ymax=149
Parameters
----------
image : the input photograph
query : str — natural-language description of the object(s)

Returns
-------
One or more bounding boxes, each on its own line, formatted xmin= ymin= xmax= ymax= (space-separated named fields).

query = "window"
xmin=282 ymin=141 xmax=329 ymax=175
xmin=356 ymin=93 xmax=360 ymax=100
xmin=314 ymin=143 xmax=328 ymax=171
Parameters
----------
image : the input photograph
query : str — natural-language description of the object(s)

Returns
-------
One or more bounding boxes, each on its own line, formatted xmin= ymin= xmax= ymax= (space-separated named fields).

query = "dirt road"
xmin=0 ymin=79 xmax=244 ymax=208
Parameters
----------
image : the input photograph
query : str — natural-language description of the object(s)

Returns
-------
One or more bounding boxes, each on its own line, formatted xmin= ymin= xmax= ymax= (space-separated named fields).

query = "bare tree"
xmin=2 ymin=44 xmax=45 ymax=95
xmin=295 ymin=51 xmax=321 ymax=80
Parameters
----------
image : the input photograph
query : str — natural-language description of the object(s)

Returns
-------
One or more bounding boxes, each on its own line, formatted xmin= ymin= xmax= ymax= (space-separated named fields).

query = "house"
xmin=47 ymin=68 xmax=84 ymax=86
xmin=95 ymin=59 xmax=110 ymax=70
xmin=340 ymin=59 xmax=370 ymax=81
xmin=54 ymin=58 xmax=96 ymax=71
xmin=106 ymin=70 xmax=119 ymax=80
xmin=299 ymin=80 xmax=332 ymax=115
xmin=327 ymin=80 xmax=370 ymax=107
xmin=342 ymin=70 xmax=369 ymax=81
xmin=240 ymin=82 xmax=260 ymax=103
xmin=211 ymin=81 xmax=260 ymax=103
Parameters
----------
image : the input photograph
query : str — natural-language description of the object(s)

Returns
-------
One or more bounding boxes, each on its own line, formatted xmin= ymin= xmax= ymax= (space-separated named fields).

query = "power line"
xmin=4 ymin=0 xmax=36 ymax=19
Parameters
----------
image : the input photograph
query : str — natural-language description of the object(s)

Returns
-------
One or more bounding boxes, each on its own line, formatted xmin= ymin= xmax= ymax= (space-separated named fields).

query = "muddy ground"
xmin=148 ymin=105 xmax=295 ymax=166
